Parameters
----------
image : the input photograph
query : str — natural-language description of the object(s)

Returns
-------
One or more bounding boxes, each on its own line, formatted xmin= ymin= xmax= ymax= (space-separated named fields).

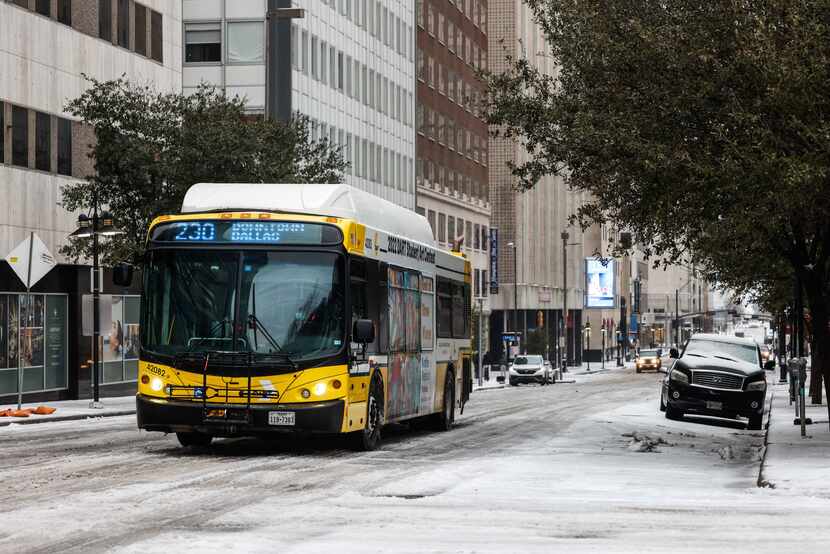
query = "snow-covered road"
xmin=1 ymin=368 xmax=829 ymax=553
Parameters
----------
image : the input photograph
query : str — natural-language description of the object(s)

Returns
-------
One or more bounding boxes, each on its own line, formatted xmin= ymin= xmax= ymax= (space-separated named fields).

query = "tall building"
xmin=644 ymin=263 xmax=709 ymax=347
xmin=182 ymin=0 xmax=416 ymax=209
xmin=487 ymin=0 xmax=590 ymax=366
xmin=414 ymin=0 xmax=491 ymax=345
xmin=1 ymin=0 xmax=182 ymax=403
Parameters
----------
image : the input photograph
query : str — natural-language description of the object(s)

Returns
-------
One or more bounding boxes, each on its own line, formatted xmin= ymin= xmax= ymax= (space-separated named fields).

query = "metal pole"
xmin=562 ymin=232 xmax=568 ymax=373
xmin=477 ymin=297 xmax=484 ymax=387
xmin=266 ymin=0 xmax=298 ymax=122
xmin=602 ymin=329 xmax=606 ymax=369
xmin=17 ymin=231 xmax=35 ymax=410
xmin=91 ymin=202 xmax=102 ymax=408
xmin=513 ymin=244 xmax=518 ymax=335
xmin=675 ymin=289 xmax=680 ymax=347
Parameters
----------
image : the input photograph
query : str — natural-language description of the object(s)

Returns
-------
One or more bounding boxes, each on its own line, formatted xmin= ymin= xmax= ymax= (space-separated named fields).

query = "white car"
xmin=509 ymin=355 xmax=554 ymax=386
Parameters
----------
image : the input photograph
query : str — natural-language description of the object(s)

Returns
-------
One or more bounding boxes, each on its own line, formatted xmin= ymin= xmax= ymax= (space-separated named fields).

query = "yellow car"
xmin=760 ymin=345 xmax=773 ymax=364
xmin=636 ymin=349 xmax=662 ymax=373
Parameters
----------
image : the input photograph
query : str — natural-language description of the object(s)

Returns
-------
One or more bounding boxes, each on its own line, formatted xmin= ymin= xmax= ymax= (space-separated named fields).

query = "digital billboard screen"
xmin=585 ymin=258 xmax=616 ymax=308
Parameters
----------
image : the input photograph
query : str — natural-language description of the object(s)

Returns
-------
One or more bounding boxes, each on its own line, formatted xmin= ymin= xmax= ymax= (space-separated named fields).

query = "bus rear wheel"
xmin=351 ymin=372 xmax=384 ymax=451
xmin=431 ymin=371 xmax=455 ymax=431
xmin=176 ymin=431 xmax=213 ymax=448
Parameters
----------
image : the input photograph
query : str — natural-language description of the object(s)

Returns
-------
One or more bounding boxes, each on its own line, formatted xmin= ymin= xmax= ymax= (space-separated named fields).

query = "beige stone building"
xmin=487 ymin=0 xmax=590 ymax=366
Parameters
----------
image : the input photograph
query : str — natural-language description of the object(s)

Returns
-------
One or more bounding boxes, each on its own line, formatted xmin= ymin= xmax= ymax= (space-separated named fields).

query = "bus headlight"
xmin=313 ymin=382 xmax=327 ymax=396
xmin=150 ymin=378 xmax=164 ymax=392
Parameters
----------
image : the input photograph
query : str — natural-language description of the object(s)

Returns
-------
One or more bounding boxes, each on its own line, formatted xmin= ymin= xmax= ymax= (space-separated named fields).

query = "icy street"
xmin=2 ymin=368 xmax=830 ymax=553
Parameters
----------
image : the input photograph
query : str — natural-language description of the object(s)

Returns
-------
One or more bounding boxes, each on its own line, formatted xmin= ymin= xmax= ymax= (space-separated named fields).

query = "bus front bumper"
xmin=136 ymin=394 xmax=345 ymax=436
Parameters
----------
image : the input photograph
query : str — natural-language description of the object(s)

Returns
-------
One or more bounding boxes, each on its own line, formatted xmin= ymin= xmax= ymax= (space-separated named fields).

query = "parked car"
xmin=660 ymin=333 xmax=774 ymax=430
xmin=509 ymin=355 xmax=553 ymax=386
xmin=635 ymin=349 xmax=662 ymax=373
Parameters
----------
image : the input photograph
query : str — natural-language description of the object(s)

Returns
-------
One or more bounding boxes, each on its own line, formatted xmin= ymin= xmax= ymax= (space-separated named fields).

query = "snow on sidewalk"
xmin=761 ymin=381 xmax=830 ymax=494
xmin=0 ymin=395 xmax=136 ymax=427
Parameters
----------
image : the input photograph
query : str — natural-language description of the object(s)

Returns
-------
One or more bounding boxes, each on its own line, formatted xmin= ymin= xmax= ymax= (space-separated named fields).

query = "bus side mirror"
xmin=113 ymin=263 xmax=134 ymax=287
xmin=764 ymin=360 xmax=775 ymax=371
xmin=669 ymin=347 xmax=679 ymax=359
xmin=353 ymin=319 xmax=375 ymax=345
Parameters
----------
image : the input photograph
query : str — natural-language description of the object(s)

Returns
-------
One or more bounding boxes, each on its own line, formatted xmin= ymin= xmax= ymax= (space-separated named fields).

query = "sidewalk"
xmin=0 ymin=395 xmax=136 ymax=427
xmin=761 ymin=380 xmax=830 ymax=492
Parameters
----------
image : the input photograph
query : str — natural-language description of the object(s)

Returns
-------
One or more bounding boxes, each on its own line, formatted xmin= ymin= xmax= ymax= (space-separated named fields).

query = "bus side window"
xmin=377 ymin=262 xmax=389 ymax=353
xmin=451 ymin=281 xmax=465 ymax=338
xmin=437 ymin=278 xmax=452 ymax=339
xmin=464 ymin=282 xmax=471 ymax=339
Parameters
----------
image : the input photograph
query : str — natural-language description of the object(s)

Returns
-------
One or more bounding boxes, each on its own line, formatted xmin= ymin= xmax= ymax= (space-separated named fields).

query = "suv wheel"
xmin=747 ymin=414 xmax=763 ymax=430
xmin=665 ymin=404 xmax=684 ymax=421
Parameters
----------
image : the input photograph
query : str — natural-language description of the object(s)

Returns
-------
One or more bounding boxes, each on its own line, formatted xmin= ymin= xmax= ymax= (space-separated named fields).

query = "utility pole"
xmin=563 ymin=233 xmax=567 ymax=368
xmin=675 ymin=288 xmax=680 ymax=347
xmin=266 ymin=1 xmax=304 ymax=122
xmin=477 ymin=297 xmax=484 ymax=387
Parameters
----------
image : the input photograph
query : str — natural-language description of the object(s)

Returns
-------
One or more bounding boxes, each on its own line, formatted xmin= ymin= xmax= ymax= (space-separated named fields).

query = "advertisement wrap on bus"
xmin=126 ymin=183 xmax=472 ymax=450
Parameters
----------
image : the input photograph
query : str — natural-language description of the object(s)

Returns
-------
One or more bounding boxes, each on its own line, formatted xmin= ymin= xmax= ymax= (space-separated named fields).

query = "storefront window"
xmin=0 ymin=294 xmax=68 ymax=395
xmin=94 ymin=294 xmax=140 ymax=384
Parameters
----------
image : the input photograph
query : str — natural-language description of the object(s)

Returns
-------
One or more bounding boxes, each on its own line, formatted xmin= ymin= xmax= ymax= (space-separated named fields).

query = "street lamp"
xmin=601 ymin=326 xmax=607 ymax=370
xmin=583 ymin=320 xmax=592 ymax=372
xmin=70 ymin=206 xmax=124 ymax=408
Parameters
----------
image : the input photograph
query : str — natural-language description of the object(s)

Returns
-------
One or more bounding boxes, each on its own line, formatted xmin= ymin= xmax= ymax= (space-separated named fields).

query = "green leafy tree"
xmin=486 ymin=1 xmax=830 ymax=425
xmin=60 ymin=76 xmax=346 ymax=265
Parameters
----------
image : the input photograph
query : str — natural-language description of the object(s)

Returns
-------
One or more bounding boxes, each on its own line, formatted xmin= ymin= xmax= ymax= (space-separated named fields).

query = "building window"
xmin=438 ymin=213 xmax=446 ymax=242
xmin=35 ymin=112 xmax=51 ymax=172
xmin=151 ymin=10 xmax=163 ymax=63
xmin=227 ymin=21 xmax=264 ymax=63
xmin=57 ymin=0 xmax=71 ymax=25
xmin=57 ymin=118 xmax=72 ymax=177
xmin=12 ymin=106 xmax=28 ymax=168
xmin=134 ymin=4 xmax=147 ymax=56
xmin=185 ymin=23 xmax=221 ymax=63
xmin=117 ymin=0 xmax=130 ymax=49
xmin=99 ymin=0 xmax=112 ymax=41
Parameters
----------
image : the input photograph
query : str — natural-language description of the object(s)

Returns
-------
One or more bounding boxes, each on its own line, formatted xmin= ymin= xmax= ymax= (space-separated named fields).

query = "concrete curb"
xmin=756 ymin=388 xmax=776 ymax=488
xmin=0 ymin=410 xmax=136 ymax=428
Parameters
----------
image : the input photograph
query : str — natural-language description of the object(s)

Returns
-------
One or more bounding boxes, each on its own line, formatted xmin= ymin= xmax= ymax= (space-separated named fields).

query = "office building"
xmin=0 ymin=0 xmax=182 ymax=402
xmin=182 ymin=0 xmax=416 ymax=208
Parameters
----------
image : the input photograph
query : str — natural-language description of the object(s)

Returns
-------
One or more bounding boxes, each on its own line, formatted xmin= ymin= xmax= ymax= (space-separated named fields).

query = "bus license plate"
xmin=706 ymin=401 xmax=723 ymax=411
xmin=268 ymin=411 xmax=295 ymax=426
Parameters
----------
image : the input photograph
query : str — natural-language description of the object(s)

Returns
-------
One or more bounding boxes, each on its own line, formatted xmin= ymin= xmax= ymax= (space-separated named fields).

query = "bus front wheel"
xmin=176 ymin=431 xmax=213 ymax=448
xmin=351 ymin=372 xmax=384 ymax=451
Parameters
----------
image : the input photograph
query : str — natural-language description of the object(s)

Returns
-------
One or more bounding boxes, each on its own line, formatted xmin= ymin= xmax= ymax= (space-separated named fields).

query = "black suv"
xmin=660 ymin=334 xmax=774 ymax=430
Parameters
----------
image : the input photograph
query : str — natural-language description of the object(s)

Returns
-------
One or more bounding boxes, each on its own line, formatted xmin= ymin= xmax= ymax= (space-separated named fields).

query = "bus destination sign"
xmin=151 ymin=221 xmax=342 ymax=245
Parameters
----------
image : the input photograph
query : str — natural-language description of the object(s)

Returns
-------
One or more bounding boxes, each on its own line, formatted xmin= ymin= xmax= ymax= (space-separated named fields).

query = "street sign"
xmin=5 ymin=233 xmax=56 ymax=289
xmin=4 ymin=233 xmax=56 ymax=410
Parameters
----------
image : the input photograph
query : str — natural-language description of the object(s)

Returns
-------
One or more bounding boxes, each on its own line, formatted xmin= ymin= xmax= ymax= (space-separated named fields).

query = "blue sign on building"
xmin=489 ymin=227 xmax=499 ymax=294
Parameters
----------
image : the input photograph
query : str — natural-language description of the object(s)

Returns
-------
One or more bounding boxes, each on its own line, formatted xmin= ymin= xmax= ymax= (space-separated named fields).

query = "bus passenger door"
xmin=461 ymin=354 xmax=472 ymax=412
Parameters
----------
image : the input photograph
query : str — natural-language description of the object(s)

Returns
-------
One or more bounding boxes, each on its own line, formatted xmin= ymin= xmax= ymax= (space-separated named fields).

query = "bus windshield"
xmin=142 ymin=250 xmax=345 ymax=362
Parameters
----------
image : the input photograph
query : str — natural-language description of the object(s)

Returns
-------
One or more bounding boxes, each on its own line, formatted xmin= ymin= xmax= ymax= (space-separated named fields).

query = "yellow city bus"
xmin=133 ymin=183 xmax=472 ymax=450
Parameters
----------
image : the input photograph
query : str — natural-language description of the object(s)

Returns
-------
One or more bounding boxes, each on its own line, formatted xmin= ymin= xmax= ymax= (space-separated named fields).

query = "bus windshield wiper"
xmin=247 ymin=314 xmax=296 ymax=369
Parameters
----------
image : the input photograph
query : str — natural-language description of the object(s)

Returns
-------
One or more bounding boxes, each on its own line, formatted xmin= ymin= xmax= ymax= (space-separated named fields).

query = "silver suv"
xmin=509 ymin=355 xmax=554 ymax=386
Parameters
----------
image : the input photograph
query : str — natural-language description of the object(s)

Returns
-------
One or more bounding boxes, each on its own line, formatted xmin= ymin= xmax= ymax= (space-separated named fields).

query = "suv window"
xmin=515 ymin=355 xmax=543 ymax=365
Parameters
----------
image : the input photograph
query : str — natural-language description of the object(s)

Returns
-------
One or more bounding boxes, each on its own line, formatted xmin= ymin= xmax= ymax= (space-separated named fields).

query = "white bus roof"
xmin=181 ymin=183 xmax=436 ymax=247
